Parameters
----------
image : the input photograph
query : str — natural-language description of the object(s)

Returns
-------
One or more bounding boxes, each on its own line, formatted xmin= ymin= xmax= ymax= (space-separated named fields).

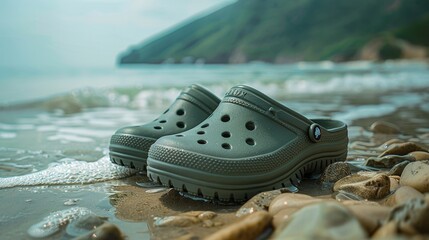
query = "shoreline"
xmin=0 ymin=115 xmax=428 ymax=239
xmin=109 ymin=120 xmax=429 ymax=239
xmin=0 ymin=64 xmax=428 ymax=239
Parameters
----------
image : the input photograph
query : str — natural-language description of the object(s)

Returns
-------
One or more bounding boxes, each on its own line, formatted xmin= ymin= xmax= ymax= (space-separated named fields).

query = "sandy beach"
xmin=0 ymin=62 xmax=428 ymax=239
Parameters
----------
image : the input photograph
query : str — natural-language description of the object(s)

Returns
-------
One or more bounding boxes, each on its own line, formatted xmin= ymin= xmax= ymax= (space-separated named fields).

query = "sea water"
xmin=0 ymin=61 xmax=428 ymax=239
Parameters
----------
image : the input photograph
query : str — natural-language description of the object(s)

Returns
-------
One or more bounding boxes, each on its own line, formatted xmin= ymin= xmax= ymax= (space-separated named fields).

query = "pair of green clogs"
xmin=109 ymin=84 xmax=348 ymax=202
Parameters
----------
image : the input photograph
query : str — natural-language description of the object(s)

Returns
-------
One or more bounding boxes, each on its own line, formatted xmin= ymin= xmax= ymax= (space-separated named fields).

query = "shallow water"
xmin=0 ymin=61 xmax=428 ymax=239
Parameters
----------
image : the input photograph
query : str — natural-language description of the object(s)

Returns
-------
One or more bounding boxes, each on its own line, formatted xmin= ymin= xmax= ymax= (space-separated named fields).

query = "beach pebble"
xmin=320 ymin=162 xmax=351 ymax=186
xmin=341 ymin=200 xmax=380 ymax=207
xmin=154 ymin=215 xmax=200 ymax=227
xmin=350 ymin=141 xmax=377 ymax=150
xmin=154 ymin=211 xmax=217 ymax=228
xmin=202 ymin=220 xmax=223 ymax=228
xmin=400 ymin=160 xmax=429 ymax=193
xmin=72 ymin=222 xmax=124 ymax=240
xmin=385 ymin=197 xmax=429 ymax=234
xmin=273 ymin=202 xmax=367 ymax=240
xmin=179 ymin=211 xmax=217 ymax=219
xmin=272 ymin=208 xmax=301 ymax=229
xmin=196 ymin=211 xmax=217 ymax=220
xmin=333 ymin=173 xmax=390 ymax=200
xmin=27 ymin=207 xmax=94 ymax=238
xmin=370 ymin=121 xmax=401 ymax=134
xmin=387 ymin=161 xmax=411 ymax=176
xmin=176 ymin=234 xmax=199 ymax=240
xmin=408 ymin=151 xmax=429 ymax=161
xmin=372 ymin=221 xmax=398 ymax=238
xmin=379 ymin=142 xmax=427 ymax=158
xmin=377 ymin=139 xmax=404 ymax=151
xmin=365 ymin=155 xmax=415 ymax=168
xmin=389 ymin=176 xmax=400 ymax=192
xmin=346 ymin=204 xmax=391 ymax=235
xmin=205 ymin=211 xmax=272 ymax=240
xmin=419 ymin=133 xmax=429 ymax=140
xmin=334 ymin=191 xmax=365 ymax=201
xmin=66 ymin=214 xmax=106 ymax=237
xmin=381 ymin=186 xmax=424 ymax=207
xmin=268 ymin=193 xmax=323 ymax=216
xmin=236 ymin=189 xmax=285 ymax=217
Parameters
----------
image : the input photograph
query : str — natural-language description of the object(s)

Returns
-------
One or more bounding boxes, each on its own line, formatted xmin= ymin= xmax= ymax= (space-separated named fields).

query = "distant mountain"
xmin=119 ymin=0 xmax=429 ymax=64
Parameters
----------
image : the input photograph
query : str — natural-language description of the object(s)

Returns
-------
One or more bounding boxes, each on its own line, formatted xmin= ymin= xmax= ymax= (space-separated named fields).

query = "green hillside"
xmin=119 ymin=0 xmax=429 ymax=64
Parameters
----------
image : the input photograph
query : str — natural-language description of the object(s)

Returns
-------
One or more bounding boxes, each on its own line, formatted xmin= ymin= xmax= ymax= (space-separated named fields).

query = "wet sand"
xmin=110 ymin=174 xmax=239 ymax=239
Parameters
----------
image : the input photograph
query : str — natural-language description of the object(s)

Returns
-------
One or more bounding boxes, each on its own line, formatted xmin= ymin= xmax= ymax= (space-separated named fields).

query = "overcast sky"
xmin=0 ymin=0 xmax=234 ymax=69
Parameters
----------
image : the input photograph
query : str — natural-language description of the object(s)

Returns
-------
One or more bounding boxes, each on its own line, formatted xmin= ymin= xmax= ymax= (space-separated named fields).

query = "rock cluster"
xmin=152 ymin=121 xmax=429 ymax=239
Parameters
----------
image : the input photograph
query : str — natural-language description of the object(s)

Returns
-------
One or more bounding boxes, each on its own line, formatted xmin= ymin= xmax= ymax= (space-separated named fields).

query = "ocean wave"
xmin=1 ymin=64 xmax=428 ymax=113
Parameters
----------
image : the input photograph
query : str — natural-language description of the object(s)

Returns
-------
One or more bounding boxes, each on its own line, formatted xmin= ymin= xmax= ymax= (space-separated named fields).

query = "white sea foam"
xmin=132 ymin=88 xmax=179 ymax=109
xmin=0 ymin=132 xmax=17 ymax=139
xmin=57 ymin=127 xmax=113 ymax=138
xmin=282 ymin=72 xmax=429 ymax=95
xmin=0 ymin=123 xmax=34 ymax=130
xmin=36 ymin=125 xmax=58 ymax=132
xmin=0 ymin=156 xmax=136 ymax=189
xmin=48 ymin=134 xmax=94 ymax=143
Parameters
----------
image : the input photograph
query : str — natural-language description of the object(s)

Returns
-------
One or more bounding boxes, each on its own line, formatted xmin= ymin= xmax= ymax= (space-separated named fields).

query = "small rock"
xmin=372 ymin=221 xmax=398 ymax=238
xmin=365 ymin=155 xmax=415 ymax=168
xmin=236 ymin=189 xmax=286 ymax=217
xmin=400 ymin=160 xmax=429 ymax=193
xmin=386 ymin=198 xmax=429 ymax=234
xmin=66 ymin=214 xmax=106 ymax=237
xmin=154 ymin=215 xmax=200 ymax=227
xmin=202 ymin=220 xmax=214 ymax=228
xmin=176 ymin=233 xmax=199 ymax=240
xmin=180 ymin=211 xmax=216 ymax=220
xmin=72 ymin=222 xmax=124 ymax=240
xmin=201 ymin=219 xmax=223 ymax=228
xmin=153 ymin=211 xmax=217 ymax=228
xmin=387 ymin=161 xmax=411 ymax=176
xmin=268 ymin=193 xmax=323 ymax=216
xmin=408 ymin=151 xmax=429 ymax=161
xmin=145 ymin=188 xmax=168 ymax=193
xmin=419 ymin=133 xmax=429 ymax=140
xmin=381 ymin=186 xmax=424 ymax=207
xmin=379 ymin=142 xmax=427 ymax=158
xmin=320 ymin=162 xmax=351 ymax=186
xmin=346 ymin=204 xmax=391 ymax=235
xmin=334 ymin=190 xmax=365 ymax=201
xmin=273 ymin=202 xmax=367 ymax=240
xmin=333 ymin=173 xmax=391 ymax=200
xmin=272 ymin=208 xmax=301 ymax=229
xmin=350 ymin=141 xmax=377 ymax=150
xmin=341 ymin=200 xmax=380 ymax=207
xmin=205 ymin=211 xmax=272 ymax=240
xmin=370 ymin=121 xmax=401 ymax=134
xmin=389 ymin=176 xmax=400 ymax=192
xmin=377 ymin=139 xmax=404 ymax=151
xmin=197 ymin=211 xmax=217 ymax=220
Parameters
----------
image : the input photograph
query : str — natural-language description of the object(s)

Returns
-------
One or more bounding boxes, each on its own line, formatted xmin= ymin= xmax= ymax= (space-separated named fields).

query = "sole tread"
xmin=148 ymin=154 xmax=346 ymax=203
xmin=109 ymin=154 xmax=147 ymax=171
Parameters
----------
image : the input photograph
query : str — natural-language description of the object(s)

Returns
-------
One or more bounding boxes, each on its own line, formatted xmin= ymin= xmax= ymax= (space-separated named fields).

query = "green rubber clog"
xmin=109 ymin=84 xmax=220 ymax=170
xmin=147 ymin=85 xmax=348 ymax=202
